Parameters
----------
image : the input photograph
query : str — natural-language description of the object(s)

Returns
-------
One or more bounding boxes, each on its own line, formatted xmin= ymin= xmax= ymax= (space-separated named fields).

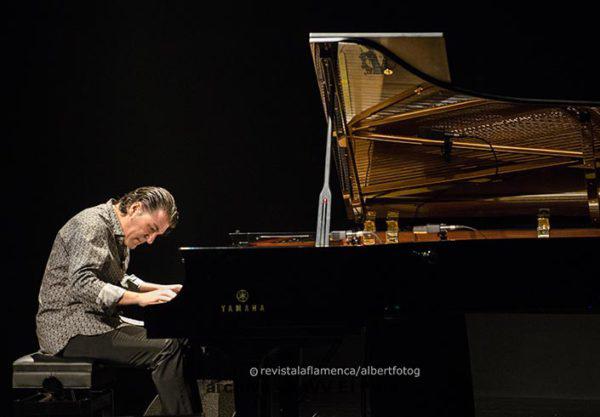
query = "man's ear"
xmin=129 ymin=202 xmax=143 ymax=216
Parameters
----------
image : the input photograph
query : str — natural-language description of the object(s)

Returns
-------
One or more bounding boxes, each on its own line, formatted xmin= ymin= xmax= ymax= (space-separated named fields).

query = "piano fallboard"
xmin=144 ymin=237 xmax=599 ymax=341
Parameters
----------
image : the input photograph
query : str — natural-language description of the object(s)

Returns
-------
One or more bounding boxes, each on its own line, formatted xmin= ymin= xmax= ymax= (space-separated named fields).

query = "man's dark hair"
xmin=118 ymin=186 xmax=179 ymax=230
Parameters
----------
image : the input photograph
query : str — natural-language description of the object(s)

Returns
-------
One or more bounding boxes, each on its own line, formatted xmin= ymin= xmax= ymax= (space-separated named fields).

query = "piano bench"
xmin=12 ymin=352 xmax=114 ymax=416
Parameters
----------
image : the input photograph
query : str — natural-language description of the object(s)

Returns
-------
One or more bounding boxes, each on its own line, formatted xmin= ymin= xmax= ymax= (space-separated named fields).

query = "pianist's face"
xmin=121 ymin=202 xmax=171 ymax=249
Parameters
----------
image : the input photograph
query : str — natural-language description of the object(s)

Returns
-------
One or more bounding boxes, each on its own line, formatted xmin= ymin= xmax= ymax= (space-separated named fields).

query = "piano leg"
xmin=191 ymin=342 xmax=261 ymax=417
xmin=193 ymin=340 xmax=310 ymax=417
xmin=265 ymin=345 xmax=301 ymax=417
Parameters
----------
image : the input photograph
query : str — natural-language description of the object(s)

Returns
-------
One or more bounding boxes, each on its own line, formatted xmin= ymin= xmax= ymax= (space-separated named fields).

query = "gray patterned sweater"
xmin=36 ymin=200 xmax=144 ymax=354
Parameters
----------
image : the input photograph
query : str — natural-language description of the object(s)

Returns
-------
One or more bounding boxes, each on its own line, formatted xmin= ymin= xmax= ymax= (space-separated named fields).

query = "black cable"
xmin=455 ymin=133 xmax=500 ymax=178
xmin=453 ymin=224 xmax=488 ymax=239
xmin=364 ymin=140 xmax=374 ymax=187
xmin=363 ymin=131 xmax=501 ymax=220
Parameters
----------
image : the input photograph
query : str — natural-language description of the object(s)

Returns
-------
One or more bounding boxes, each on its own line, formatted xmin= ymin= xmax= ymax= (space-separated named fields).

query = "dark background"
xmin=7 ymin=1 xmax=599 ymax=414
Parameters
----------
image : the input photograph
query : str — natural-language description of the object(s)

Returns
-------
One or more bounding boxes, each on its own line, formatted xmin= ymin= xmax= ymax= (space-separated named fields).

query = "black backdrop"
xmin=7 ymin=1 xmax=599 ymax=413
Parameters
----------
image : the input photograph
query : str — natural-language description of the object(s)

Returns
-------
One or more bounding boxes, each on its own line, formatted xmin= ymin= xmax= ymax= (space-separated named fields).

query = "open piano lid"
xmin=310 ymin=33 xmax=600 ymax=225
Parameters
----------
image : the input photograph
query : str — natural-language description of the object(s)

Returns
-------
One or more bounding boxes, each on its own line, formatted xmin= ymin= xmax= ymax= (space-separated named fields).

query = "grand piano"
xmin=145 ymin=34 xmax=600 ymax=417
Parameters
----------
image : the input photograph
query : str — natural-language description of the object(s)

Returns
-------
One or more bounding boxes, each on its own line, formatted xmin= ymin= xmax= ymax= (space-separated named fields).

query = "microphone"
xmin=418 ymin=127 xmax=458 ymax=162
xmin=329 ymin=230 xmax=383 ymax=244
xmin=412 ymin=224 xmax=460 ymax=234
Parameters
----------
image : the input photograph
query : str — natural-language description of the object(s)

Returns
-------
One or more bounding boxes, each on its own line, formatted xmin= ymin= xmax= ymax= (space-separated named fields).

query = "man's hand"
xmin=137 ymin=289 xmax=178 ymax=307
xmin=139 ymin=282 xmax=183 ymax=294
xmin=161 ymin=284 xmax=182 ymax=294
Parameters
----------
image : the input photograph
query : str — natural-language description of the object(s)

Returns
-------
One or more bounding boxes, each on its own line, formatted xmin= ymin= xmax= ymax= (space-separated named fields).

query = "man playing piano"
xmin=36 ymin=186 xmax=201 ymax=415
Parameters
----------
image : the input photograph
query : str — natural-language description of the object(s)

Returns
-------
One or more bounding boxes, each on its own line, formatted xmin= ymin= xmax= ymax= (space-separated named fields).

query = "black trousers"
xmin=62 ymin=325 xmax=202 ymax=416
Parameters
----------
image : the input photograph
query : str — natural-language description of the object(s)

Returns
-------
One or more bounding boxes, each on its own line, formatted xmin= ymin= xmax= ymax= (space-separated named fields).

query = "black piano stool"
xmin=12 ymin=352 xmax=115 ymax=417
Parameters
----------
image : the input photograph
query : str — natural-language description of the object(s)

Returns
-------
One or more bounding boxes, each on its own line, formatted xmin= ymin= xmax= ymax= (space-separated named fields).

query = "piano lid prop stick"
xmin=316 ymin=116 xmax=333 ymax=247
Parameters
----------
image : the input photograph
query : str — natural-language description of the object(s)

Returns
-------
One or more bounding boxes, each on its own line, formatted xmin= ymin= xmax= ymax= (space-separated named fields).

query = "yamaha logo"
xmin=221 ymin=289 xmax=265 ymax=314
xmin=236 ymin=289 xmax=249 ymax=303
